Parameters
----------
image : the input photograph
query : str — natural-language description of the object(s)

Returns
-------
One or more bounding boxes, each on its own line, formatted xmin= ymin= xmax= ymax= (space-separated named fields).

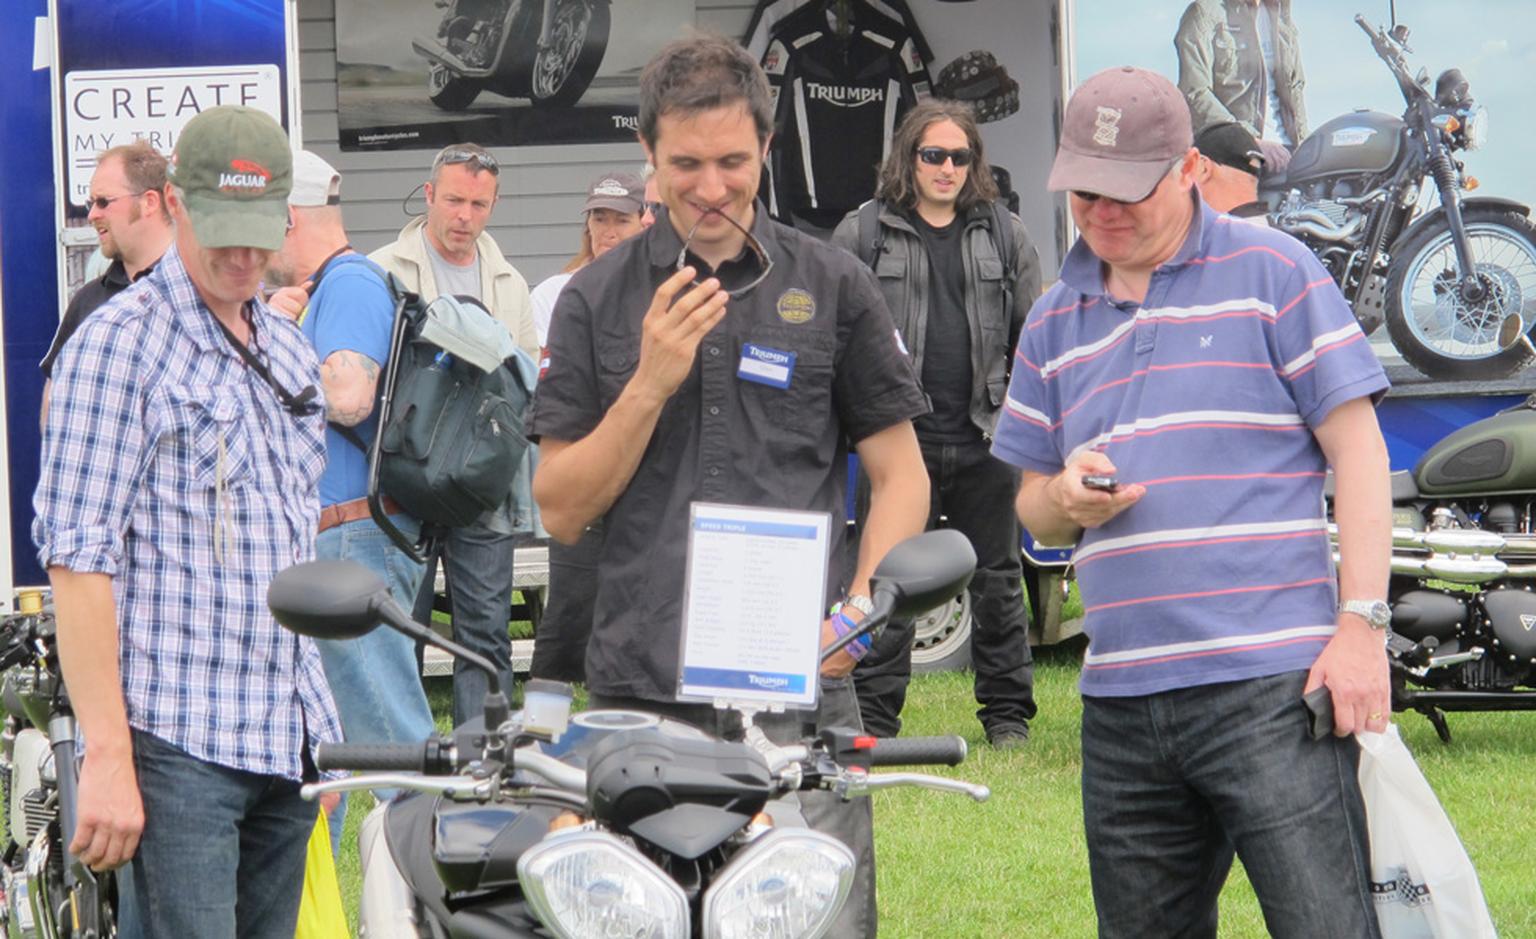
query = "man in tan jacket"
xmin=371 ymin=143 xmax=538 ymax=726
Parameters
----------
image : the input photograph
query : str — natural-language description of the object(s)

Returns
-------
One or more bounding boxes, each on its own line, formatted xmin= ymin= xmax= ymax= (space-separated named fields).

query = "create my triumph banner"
xmin=336 ymin=0 xmax=693 ymax=152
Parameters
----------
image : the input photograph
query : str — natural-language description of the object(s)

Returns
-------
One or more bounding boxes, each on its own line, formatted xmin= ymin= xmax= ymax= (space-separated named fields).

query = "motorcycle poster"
xmin=335 ymin=0 xmax=692 ymax=150
xmin=1072 ymin=0 xmax=1536 ymax=384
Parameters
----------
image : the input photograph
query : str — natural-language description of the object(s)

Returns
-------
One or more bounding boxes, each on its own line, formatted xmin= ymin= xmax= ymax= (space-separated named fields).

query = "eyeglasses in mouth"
xmin=675 ymin=210 xmax=775 ymax=299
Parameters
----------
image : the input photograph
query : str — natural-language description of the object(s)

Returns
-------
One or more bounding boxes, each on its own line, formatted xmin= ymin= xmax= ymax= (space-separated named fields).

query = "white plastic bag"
xmin=1356 ymin=725 xmax=1497 ymax=938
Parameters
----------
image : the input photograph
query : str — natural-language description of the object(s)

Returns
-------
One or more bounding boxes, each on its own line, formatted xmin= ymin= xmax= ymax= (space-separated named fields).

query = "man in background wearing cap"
xmin=34 ymin=105 xmax=342 ymax=938
xmin=268 ymin=151 xmax=437 ymax=848
xmin=991 ymin=67 xmax=1390 ymax=935
xmin=527 ymin=169 xmax=646 ymax=684
xmin=832 ymin=98 xmax=1041 ymax=749
xmin=1194 ymin=120 xmax=1268 ymax=218
xmin=371 ymin=142 xmax=538 ymax=727
xmin=40 ymin=141 xmax=175 ymax=427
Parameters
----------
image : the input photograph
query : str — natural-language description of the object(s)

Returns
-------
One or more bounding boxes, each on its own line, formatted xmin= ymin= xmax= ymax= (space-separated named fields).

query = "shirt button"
xmin=709 ymin=406 xmax=720 ymax=416
xmin=708 ymin=346 xmax=720 ymax=357
xmin=709 ymin=467 xmax=721 ymax=477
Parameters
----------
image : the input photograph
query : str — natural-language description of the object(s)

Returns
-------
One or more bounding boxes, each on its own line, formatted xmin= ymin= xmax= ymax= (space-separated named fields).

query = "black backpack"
xmin=856 ymin=197 xmax=1018 ymax=314
xmin=337 ymin=278 xmax=532 ymax=562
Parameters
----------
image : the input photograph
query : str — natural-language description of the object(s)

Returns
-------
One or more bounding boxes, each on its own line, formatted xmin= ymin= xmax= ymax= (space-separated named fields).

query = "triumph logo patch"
xmin=1521 ymin=614 xmax=1536 ymax=632
xmin=1093 ymin=106 xmax=1123 ymax=148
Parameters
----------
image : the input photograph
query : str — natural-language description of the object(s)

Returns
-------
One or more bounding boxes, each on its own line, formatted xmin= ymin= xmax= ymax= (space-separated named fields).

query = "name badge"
xmin=738 ymin=342 xmax=796 ymax=389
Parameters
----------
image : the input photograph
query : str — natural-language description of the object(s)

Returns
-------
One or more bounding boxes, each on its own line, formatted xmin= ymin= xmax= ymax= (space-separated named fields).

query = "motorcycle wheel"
xmin=911 ymin=592 xmax=973 ymax=673
xmin=428 ymin=63 xmax=483 ymax=111
xmin=529 ymin=1 xmax=610 ymax=109
xmin=1384 ymin=207 xmax=1536 ymax=380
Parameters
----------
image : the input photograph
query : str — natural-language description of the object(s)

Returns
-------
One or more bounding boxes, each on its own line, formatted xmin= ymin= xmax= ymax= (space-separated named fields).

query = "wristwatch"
xmin=842 ymin=594 xmax=875 ymax=619
xmin=1340 ymin=599 xmax=1391 ymax=630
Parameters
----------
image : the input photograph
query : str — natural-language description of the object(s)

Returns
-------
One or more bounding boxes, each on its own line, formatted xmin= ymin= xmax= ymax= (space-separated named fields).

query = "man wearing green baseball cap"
xmin=35 ymin=105 xmax=344 ymax=939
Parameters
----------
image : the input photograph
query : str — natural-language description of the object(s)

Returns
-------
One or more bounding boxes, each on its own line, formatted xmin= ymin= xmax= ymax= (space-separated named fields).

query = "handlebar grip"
xmin=315 ymin=742 xmax=429 ymax=773
xmin=866 ymin=735 xmax=968 ymax=767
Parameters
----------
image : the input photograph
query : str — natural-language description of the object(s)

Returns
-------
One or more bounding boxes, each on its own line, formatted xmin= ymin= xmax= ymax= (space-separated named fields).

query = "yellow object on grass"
xmin=294 ymin=811 xmax=348 ymax=938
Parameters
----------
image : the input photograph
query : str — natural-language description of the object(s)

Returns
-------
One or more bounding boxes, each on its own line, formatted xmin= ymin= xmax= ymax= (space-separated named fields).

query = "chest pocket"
xmin=155 ymin=384 xmax=255 ymax=492
xmin=737 ymin=326 xmax=835 ymax=439
xmin=596 ymin=337 xmax=640 ymax=409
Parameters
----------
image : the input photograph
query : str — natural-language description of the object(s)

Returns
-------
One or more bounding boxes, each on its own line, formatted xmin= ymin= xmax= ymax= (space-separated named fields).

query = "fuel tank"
xmin=1275 ymin=110 xmax=1405 ymax=186
xmin=1414 ymin=403 xmax=1536 ymax=496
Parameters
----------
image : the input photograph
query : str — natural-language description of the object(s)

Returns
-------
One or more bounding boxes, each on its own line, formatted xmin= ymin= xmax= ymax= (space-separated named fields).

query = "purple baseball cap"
xmin=1048 ymin=66 xmax=1193 ymax=202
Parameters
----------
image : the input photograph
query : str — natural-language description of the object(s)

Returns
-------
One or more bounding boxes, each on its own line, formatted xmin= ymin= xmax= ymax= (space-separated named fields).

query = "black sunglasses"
xmin=916 ymin=146 xmax=974 ymax=167
xmin=675 ymin=210 xmax=775 ymax=298
xmin=88 ymin=192 xmax=143 ymax=211
xmin=436 ymin=148 xmax=499 ymax=175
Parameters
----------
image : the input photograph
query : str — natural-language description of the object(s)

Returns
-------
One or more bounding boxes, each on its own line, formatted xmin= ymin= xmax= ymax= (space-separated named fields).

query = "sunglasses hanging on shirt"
xmin=209 ymin=308 xmax=322 ymax=417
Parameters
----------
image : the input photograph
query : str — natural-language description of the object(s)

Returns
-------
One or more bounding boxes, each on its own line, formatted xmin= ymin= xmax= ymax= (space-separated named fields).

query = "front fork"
xmin=1419 ymin=101 xmax=1483 ymax=300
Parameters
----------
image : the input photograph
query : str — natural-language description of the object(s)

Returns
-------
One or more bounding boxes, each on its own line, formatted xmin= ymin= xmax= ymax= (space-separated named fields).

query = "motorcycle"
xmin=414 ymin=0 xmax=612 ymax=112
xmin=1330 ymin=396 xmax=1536 ymax=742
xmin=268 ymin=529 xmax=988 ymax=938
xmin=1262 ymin=13 xmax=1536 ymax=381
xmin=0 ymin=592 xmax=117 ymax=939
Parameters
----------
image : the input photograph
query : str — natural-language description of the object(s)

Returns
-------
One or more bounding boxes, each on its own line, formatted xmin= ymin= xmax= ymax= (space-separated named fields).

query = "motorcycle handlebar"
xmin=315 ymin=740 xmax=444 ymax=773
xmin=866 ymin=735 xmax=969 ymax=768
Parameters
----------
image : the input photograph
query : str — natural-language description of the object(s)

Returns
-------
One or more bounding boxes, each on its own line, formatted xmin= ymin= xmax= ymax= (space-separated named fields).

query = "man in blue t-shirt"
xmin=269 ymin=151 xmax=436 ymax=844
xmin=993 ymin=68 xmax=1389 ymax=937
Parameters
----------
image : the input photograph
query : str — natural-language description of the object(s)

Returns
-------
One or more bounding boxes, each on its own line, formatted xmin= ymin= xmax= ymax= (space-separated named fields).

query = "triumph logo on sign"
xmin=1521 ymin=614 xmax=1536 ymax=632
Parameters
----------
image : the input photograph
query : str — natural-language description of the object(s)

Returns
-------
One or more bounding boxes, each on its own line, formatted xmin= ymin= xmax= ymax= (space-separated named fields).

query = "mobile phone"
xmin=1302 ymin=686 xmax=1334 ymax=740
xmin=1081 ymin=474 xmax=1120 ymax=493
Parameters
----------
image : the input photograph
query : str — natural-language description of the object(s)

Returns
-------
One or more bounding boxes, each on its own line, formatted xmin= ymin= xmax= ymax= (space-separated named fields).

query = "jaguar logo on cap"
xmin=1093 ymin=106 xmax=1123 ymax=148
xmin=219 ymin=158 xmax=272 ymax=193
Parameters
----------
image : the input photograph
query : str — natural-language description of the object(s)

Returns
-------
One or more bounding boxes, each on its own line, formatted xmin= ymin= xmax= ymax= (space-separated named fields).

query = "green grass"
xmin=334 ymin=634 xmax=1536 ymax=938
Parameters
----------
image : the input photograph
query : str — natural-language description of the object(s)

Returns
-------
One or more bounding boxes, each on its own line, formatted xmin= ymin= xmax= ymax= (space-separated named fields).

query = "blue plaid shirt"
xmin=34 ymin=245 xmax=344 ymax=779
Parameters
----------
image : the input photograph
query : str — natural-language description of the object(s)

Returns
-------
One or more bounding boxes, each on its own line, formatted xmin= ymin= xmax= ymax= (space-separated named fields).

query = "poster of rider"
xmin=335 ymin=0 xmax=693 ymax=151
xmin=1073 ymin=0 xmax=1536 ymax=380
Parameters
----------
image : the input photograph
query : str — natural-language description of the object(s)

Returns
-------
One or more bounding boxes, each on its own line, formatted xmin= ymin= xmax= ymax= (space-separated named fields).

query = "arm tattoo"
xmin=321 ymin=350 xmax=382 ymax=426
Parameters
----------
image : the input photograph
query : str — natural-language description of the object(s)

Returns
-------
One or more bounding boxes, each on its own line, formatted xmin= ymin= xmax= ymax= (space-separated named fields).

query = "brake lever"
xmin=826 ymin=767 xmax=990 ymax=803
xmin=301 ymin=774 xmax=496 ymax=802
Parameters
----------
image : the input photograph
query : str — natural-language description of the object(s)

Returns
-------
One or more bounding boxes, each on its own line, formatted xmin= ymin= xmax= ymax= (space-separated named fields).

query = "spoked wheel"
xmin=1384 ymin=208 xmax=1536 ymax=379
xmin=428 ymin=63 xmax=482 ymax=111
xmin=530 ymin=1 xmax=610 ymax=108
xmin=911 ymin=592 xmax=973 ymax=674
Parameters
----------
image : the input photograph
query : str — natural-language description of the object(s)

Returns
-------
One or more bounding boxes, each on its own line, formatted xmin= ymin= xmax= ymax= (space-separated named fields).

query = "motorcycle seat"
xmin=1322 ymin=469 xmax=1419 ymax=502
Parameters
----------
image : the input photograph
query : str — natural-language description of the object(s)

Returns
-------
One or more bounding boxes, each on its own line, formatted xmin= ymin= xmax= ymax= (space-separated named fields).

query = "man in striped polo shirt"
xmin=993 ymin=67 xmax=1390 ymax=937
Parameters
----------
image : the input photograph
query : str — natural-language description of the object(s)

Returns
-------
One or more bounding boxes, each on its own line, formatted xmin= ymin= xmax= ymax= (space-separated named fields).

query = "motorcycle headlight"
xmin=1461 ymin=104 xmax=1489 ymax=151
xmin=702 ymin=828 xmax=855 ymax=939
xmin=517 ymin=830 xmax=688 ymax=939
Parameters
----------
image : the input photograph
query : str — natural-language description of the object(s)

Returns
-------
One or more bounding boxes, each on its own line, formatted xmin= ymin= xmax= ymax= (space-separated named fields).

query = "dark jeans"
xmin=530 ymin=523 xmax=603 ymax=683
xmin=416 ymin=521 xmax=517 ymax=727
xmin=587 ymin=678 xmax=877 ymax=939
xmin=129 ymin=730 xmax=316 ymax=939
xmin=854 ymin=437 xmax=1036 ymax=736
xmin=1082 ymin=671 xmax=1380 ymax=939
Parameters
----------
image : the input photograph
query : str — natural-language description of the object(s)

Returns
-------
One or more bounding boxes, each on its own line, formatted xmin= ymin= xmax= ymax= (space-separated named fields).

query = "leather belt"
xmin=318 ymin=495 xmax=403 ymax=534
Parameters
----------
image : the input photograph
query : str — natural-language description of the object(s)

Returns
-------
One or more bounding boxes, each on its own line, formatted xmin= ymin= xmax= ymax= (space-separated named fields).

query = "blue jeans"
xmin=1081 ymin=670 xmax=1380 ymax=939
xmin=129 ymin=730 xmax=315 ymax=939
xmin=419 ymin=521 xmax=517 ymax=727
xmin=313 ymin=514 xmax=434 ymax=849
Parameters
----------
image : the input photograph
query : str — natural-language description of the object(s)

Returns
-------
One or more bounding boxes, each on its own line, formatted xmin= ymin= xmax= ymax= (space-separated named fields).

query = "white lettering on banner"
xmin=804 ymin=83 xmax=884 ymax=107
xmin=611 ymin=114 xmax=639 ymax=130
xmin=63 ymin=65 xmax=282 ymax=207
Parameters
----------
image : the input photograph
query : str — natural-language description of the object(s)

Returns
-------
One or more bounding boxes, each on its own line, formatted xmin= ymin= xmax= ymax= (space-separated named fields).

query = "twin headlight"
xmin=517 ymin=827 xmax=856 ymax=939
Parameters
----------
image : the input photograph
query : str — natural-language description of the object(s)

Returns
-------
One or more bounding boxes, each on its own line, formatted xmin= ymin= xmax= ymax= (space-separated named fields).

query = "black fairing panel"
xmin=1284 ymin=111 xmax=1404 ymax=183
xmin=433 ymin=799 xmax=560 ymax=893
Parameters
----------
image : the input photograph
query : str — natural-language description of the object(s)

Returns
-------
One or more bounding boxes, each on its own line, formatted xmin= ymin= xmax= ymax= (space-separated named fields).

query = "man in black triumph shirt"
xmin=529 ymin=35 xmax=930 ymax=937
xmin=833 ymin=98 xmax=1042 ymax=747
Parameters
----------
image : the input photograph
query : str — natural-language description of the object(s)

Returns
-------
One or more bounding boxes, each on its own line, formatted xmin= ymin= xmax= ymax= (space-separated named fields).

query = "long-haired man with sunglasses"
xmin=529 ymin=34 xmax=931 ymax=938
xmin=832 ymin=98 xmax=1042 ymax=751
xmin=40 ymin=141 xmax=174 ymax=426
xmin=992 ymin=67 xmax=1389 ymax=937
xmin=371 ymin=142 xmax=539 ymax=729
